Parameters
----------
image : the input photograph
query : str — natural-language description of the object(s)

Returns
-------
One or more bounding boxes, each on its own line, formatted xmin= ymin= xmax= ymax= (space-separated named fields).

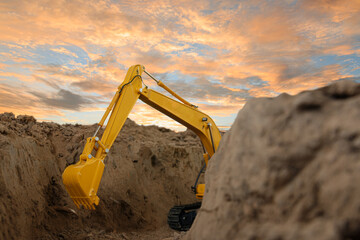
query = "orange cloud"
xmin=0 ymin=84 xmax=63 ymax=117
xmin=0 ymin=0 xmax=359 ymax=130
xmin=51 ymin=47 xmax=78 ymax=58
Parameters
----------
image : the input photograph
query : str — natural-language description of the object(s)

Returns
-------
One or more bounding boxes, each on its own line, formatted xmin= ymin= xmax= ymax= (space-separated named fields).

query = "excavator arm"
xmin=62 ymin=64 xmax=221 ymax=210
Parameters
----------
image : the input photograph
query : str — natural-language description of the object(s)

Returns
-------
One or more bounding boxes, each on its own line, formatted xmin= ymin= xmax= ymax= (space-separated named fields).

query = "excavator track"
xmin=167 ymin=202 xmax=202 ymax=231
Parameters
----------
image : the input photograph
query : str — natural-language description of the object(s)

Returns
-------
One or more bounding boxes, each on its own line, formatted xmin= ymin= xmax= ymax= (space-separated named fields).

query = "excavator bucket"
xmin=62 ymin=157 xmax=105 ymax=210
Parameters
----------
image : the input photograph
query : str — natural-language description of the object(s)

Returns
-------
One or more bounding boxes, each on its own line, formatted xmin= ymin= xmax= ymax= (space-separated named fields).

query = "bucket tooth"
xmin=85 ymin=201 xmax=91 ymax=210
xmin=75 ymin=200 xmax=80 ymax=209
xmin=78 ymin=199 xmax=84 ymax=208
xmin=90 ymin=203 xmax=95 ymax=210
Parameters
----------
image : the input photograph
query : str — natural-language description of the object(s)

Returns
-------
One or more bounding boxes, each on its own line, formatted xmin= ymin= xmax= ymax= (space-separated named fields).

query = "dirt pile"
xmin=0 ymin=114 xmax=203 ymax=240
xmin=186 ymin=80 xmax=360 ymax=240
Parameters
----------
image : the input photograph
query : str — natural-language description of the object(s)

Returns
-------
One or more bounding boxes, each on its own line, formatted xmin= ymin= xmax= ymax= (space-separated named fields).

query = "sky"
xmin=0 ymin=0 xmax=359 ymax=131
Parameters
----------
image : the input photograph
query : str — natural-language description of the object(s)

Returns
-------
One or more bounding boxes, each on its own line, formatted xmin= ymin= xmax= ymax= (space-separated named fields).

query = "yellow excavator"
xmin=62 ymin=64 xmax=221 ymax=230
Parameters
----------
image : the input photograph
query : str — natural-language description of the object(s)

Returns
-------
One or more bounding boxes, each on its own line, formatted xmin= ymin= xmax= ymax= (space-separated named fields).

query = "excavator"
xmin=62 ymin=64 xmax=221 ymax=231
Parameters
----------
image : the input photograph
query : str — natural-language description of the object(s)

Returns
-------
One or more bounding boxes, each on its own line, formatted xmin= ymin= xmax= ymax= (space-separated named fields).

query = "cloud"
xmin=29 ymin=89 xmax=92 ymax=110
xmin=51 ymin=47 xmax=78 ymax=58
xmin=163 ymin=76 xmax=250 ymax=103
xmin=224 ymin=76 xmax=268 ymax=88
xmin=128 ymin=103 xmax=186 ymax=131
xmin=135 ymin=49 xmax=172 ymax=68
xmin=32 ymin=75 xmax=61 ymax=90
xmin=0 ymin=83 xmax=62 ymax=117
xmin=71 ymin=77 xmax=117 ymax=95
xmin=37 ymin=64 xmax=84 ymax=78
xmin=0 ymin=0 xmax=359 ymax=129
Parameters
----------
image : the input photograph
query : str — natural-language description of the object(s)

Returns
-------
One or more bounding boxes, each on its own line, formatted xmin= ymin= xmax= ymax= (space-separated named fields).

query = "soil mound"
xmin=186 ymin=81 xmax=360 ymax=240
xmin=0 ymin=114 xmax=203 ymax=240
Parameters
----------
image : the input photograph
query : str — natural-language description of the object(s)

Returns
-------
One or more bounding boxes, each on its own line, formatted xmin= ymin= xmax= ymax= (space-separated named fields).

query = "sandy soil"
xmin=0 ymin=114 xmax=203 ymax=240
xmin=186 ymin=80 xmax=360 ymax=240
xmin=2 ymin=80 xmax=359 ymax=240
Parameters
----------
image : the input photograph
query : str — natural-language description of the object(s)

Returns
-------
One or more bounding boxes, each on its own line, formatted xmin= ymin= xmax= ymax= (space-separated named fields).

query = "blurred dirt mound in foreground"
xmin=186 ymin=80 xmax=360 ymax=240
xmin=0 ymin=114 xmax=202 ymax=240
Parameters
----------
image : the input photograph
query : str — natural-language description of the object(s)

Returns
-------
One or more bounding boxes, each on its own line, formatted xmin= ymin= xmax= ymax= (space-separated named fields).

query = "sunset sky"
xmin=0 ymin=0 xmax=359 ymax=131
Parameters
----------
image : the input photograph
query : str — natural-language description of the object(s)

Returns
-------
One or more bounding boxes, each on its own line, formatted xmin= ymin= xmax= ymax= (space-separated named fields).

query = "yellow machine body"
xmin=62 ymin=64 xmax=221 ymax=209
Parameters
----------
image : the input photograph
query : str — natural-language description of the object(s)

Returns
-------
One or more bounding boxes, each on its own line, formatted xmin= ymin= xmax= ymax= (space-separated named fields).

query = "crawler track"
xmin=167 ymin=202 xmax=202 ymax=231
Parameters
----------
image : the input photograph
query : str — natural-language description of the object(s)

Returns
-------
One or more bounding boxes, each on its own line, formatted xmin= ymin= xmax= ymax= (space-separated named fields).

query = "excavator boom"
xmin=62 ymin=64 xmax=221 ymax=210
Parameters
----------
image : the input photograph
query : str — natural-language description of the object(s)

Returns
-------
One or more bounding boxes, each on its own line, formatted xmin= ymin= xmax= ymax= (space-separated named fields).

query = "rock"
xmin=17 ymin=115 xmax=36 ymax=124
xmin=0 ymin=112 xmax=15 ymax=122
xmin=73 ymin=133 xmax=84 ymax=142
xmin=0 ymin=124 xmax=9 ymax=135
xmin=185 ymin=80 xmax=360 ymax=240
xmin=323 ymin=80 xmax=360 ymax=99
xmin=63 ymin=129 xmax=73 ymax=136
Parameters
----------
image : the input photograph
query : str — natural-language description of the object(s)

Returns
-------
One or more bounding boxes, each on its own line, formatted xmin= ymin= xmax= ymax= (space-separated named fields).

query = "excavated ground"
xmin=186 ymin=80 xmax=360 ymax=240
xmin=0 ymin=114 xmax=202 ymax=240
xmin=1 ymin=80 xmax=359 ymax=240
